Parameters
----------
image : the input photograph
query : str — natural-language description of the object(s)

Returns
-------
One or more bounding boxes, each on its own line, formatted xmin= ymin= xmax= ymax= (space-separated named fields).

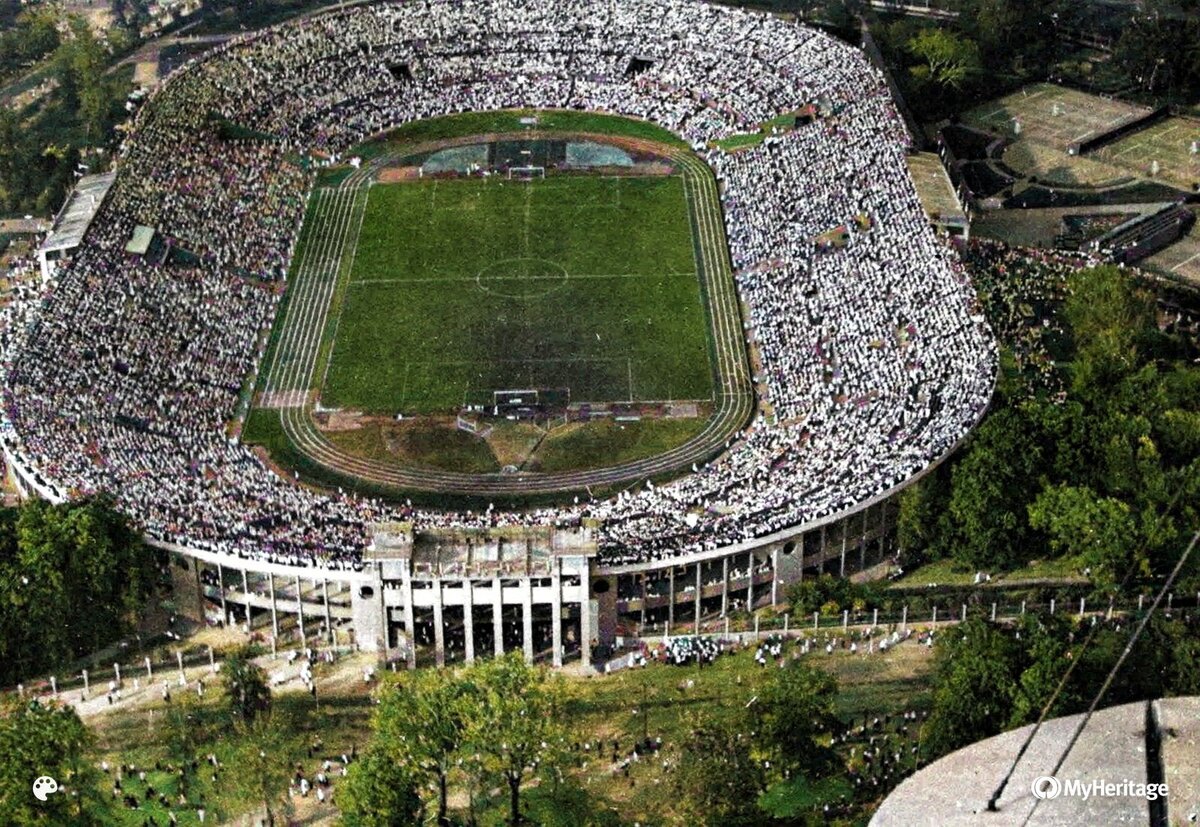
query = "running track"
xmin=258 ymin=143 xmax=756 ymax=497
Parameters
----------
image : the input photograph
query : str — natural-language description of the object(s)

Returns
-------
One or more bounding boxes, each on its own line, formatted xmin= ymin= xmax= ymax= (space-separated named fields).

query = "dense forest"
xmin=900 ymin=257 xmax=1200 ymax=591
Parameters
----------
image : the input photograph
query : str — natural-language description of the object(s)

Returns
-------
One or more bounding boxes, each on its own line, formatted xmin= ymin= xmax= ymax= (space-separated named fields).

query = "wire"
xmin=1018 ymin=529 xmax=1198 ymax=826
xmin=984 ymin=508 xmax=1197 ymax=813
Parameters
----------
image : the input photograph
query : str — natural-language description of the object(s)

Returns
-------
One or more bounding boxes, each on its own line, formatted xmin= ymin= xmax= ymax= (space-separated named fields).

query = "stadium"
xmin=0 ymin=0 xmax=997 ymax=668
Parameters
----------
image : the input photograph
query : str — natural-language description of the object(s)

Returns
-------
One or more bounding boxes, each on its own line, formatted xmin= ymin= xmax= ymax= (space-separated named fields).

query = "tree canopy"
xmin=669 ymin=713 xmax=765 ymax=827
xmin=900 ymin=265 xmax=1200 ymax=586
xmin=906 ymin=28 xmax=980 ymax=91
xmin=754 ymin=660 xmax=840 ymax=777
xmin=466 ymin=653 xmax=569 ymax=826
xmin=373 ymin=666 xmax=476 ymax=824
xmin=338 ymin=746 xmax=424 ymax=827
xmin=0 ymin=13 xmax=132 ymax=215
xmin=221 ymin=647 xmax=272 ymax=724
xmin=0 ymin=496 xmax=156 ymax=685
xmin=0 ymin=698 xmax=105 ymax=825
xmin=347 ymin=653 xmax=569 ymax=826
xmin=923 ymin=612 xmax=1200 ymax=761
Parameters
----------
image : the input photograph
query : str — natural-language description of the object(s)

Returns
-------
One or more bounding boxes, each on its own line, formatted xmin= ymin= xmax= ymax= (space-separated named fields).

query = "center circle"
xmin=474 ymin=257 xmax=569 ymax=299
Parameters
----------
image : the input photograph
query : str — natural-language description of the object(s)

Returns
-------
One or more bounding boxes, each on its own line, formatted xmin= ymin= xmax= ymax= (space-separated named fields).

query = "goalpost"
xmin=508 ymin=165 xmax=546 ymax=181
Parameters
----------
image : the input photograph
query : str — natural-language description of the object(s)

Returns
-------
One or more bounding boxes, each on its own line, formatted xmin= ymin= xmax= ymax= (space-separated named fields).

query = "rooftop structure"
xmin=37 ymin=171 xmax=116 ymax=281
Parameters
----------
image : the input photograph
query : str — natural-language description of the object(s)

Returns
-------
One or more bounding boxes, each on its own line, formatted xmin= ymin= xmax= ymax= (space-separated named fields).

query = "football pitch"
xmin=320 ymin=175 xmax=714 ymax=413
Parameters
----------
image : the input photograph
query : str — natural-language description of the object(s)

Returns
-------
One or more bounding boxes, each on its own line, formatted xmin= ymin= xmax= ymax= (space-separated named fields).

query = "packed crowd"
xmin=961 ymin=239 xmax=1100 ymax=399
xmin=0 ymin=0 xmax=996 ymax=569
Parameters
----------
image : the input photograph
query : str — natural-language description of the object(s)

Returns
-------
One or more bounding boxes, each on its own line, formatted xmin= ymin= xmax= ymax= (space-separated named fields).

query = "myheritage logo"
xmin=1031 ymin=775 xmax=1168 ymax=801
xmin=1030 ymin=776 xmax=1061 ymax=799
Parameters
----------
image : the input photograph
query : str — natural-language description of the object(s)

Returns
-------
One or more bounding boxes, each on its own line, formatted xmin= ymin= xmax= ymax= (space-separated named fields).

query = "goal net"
xmin=508 ymin=165 xmax=546 ymax=180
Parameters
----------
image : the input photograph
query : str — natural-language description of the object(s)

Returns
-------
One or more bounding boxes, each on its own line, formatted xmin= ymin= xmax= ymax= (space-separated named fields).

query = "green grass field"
xmin=1094 ymin=115 xmax=1200 ymax=189
xmin=351 ymin=109 xmax=688 ymax=158
xmin=322 ymin=175 xmax=713 ymax=413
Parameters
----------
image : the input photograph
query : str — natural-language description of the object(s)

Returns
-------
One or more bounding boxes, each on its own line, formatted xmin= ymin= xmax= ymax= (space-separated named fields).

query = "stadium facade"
xmin=0 ymin=0 xmax=997 ymax=667
xmin=5 ymin=438 xmax=906 ymax=666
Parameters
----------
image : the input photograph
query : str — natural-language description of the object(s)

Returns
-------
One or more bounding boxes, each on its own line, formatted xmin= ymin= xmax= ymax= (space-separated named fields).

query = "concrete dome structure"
xmin=871 ymin=697 xmax=1200 ymax=827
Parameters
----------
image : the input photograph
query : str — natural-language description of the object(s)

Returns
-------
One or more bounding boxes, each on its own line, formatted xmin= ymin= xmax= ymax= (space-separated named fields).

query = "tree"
xmin=923 ymin=618 xmax=1021 ymax=758
xmin=755 ymin=660 xmax=839 ymax=777
xmin=226 ymin=714 xmax=295 ymax=827
xmin=375 ymin=668 xmax=475 ymax=824
xmin=946 ymin=407 xmax=1047 ymax=570
xmin=1154 ymin=615 xmax=1200 ymax=696
xmin=956 ymin=0 xmax=1058 ymax=72
xmin=464 ymin=653 xmax=567 ymax=827
xmin=906 ymin=28 xmax=981 ymax=91
xmin=1064 ymin=267 xmax=1155 ymax=399
xmin=0 ymin=497 xmax=154 ymax=685
xmin=1008 ymin=615 xmax=1078 ymax=727
xmin=0 ymin=10 xmax=60 ymax=77
xmin=670 ymin=714 xmax=765 ymax=827
xmin=1028 ymin=483 xmax=1140 ymax=587
xmin=896 ymin=468 xmax=952 ymax=561
xmin=0 ymin=698 xmax=108 ymax=825
xmin=338 ymin=747 xmax=424 ymax=827
xmin=221 ymin=647 xmax=271 ymax=724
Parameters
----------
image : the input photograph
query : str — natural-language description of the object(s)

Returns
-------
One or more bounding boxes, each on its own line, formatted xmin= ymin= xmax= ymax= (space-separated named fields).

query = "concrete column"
xmin=879 ymin=502 xmax=888 ymax=563
xmin=242 ymin=569 xmax=252 ymax=631
xmin=693 ymin=565 xmax=702 ymax=634
xmin=746 ymin=552 xmax=755 ymax=610
xmin=295 ymin=575 xmax=306 ymax=643
xmin=268 ymin=571 xmax=278 ymax=638
xmin=840 ymin=531 xmax=848 ymax=577
xmin=432 ymin=580 xmax=445 ymax=668
xmin=194 ymin=560 xmax=204 ymax=615
xmin=521 ymin=579 xmax=534 ymax=664
xmin=580 ymin=579 xmax=592 ymax=669
xmin=771 ymin=547 xmax=779 ymax=606
xmin=721 ymin=557 xmax=729 ymax=617
xmin=551 ymin=563 xmax=563 ymax=668
xmin=402 ymin=563 xmax=417 ymax=669
xmin=860 ymin=509 xmax=869 ymax=571
xmin=639 ymin=575 xmax=647 ymax=628
xmin=217 ymin=563 xmax=228 ymax=624
xmin=798 ymin=539 xmax=804 ymax=583
xmin=323 ymin=579 xmax=333 ymax=645
xmin=464 ymin=580 xmax=476 ymax=665
xmin=376 ymin=563 xmax=387 ymax=657
xmin=668 ymin=567 xmax=676 ymax=627
xmin=492 ymin=576 xmax=504 ymax=658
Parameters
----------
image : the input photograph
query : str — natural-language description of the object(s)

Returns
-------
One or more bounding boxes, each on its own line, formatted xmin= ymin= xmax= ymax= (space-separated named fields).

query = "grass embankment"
xmin=89 ymin=639 xmax=936 ymax=825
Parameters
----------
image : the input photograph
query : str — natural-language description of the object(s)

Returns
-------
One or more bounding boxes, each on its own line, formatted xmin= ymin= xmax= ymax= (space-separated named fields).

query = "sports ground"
xmin=249 ymin=111 xmax=755 ymax=497
xmin=963 ymin=82 xmax=1200 ymax=191
xmin=1093 ymin=115 xmax=1200 ymax=190
xmin=323 ymin=175 xmax=713 ymax=413
xmin=962 ymin=83 xmax=1152 ymax=151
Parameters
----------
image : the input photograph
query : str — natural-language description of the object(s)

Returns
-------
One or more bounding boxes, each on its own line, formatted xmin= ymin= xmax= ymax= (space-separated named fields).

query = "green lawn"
xmin=325 ymin=421 xmax=500 ymax=474
xmin=87 ymin=638 xmax=935 ymax=826
xmin=891 ymin=555 xmax=1089 ymax=588
xmin=353 ymin=109 xmax=688 ymax=157
xmin=322 ymin=175 xmax=713 ymax=413
xmin=532 ymin=417 xmax=708 ymax=473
